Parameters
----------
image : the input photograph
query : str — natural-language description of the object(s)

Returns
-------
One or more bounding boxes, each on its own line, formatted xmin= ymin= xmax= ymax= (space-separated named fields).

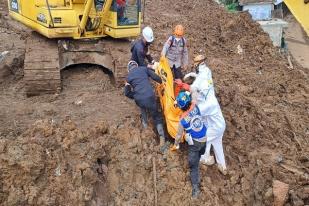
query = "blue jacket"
xmin=131 ymin=39 xmax=153 ymax=66
xmin=180 ymin=105 xmax=207 ymax=139
xmin=124 ymin=66 xmax=162 ymax=101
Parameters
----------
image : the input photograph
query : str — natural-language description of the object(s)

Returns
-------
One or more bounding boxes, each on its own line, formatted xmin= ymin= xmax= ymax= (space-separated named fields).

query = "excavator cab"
xmin=7 ymin=0 xmax=142 ymax=95
xmin=8 ymin=0 xmax=142 ymax=39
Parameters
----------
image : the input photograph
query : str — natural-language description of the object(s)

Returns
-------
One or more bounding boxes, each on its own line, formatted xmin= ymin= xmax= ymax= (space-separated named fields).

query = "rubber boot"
xmin=142 ymin=119 xmax=148 ymax=129
xmin=218 ymin=164 xmax=227 ymax=176
xmin=156 ymin=124 xmax=169 ymax=154
xmin=159 ymin=136 xmax=168 ymax=153
xmin=192 ymin=184 xmax=200 ymax=199
xmin=159 ymin=136 xmax=165 ymax=147
xmin=200 ymin=155 xmax=215 ymax=166
xmin=140 ymin=114 xmax=148 ymax=129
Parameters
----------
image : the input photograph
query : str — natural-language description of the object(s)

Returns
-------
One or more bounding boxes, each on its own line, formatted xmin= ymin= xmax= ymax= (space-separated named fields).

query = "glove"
xmin=174 ymin=79 xmax=190 ymax=91
xmin=170 ymin=144 xmax=180 ymax=151
xmin=184 ymin=72 xmax=197 ymax=80
xmin=185 ymin=133 xmax=194 ymax=145
xmin=182 ymin=83 xmax=190 ymax=91
xmin=153 ymin=62 xmax=159 ymax=71
xmin=174 ymin=79 xmax=183 ymax=86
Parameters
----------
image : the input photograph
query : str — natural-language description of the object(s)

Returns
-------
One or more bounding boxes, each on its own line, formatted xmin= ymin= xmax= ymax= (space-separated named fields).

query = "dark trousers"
xmin=171 ymin=65 xmax=183 ymax=80
xmin=188 ymin=140 xmax=206 ymax=186
xmin=135 ymin=96 xmax=163 ymax=126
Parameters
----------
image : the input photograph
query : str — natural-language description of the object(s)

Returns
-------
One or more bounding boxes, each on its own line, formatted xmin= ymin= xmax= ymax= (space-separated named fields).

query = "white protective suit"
xmin=189 ymin=63 xmax=226 ymax=168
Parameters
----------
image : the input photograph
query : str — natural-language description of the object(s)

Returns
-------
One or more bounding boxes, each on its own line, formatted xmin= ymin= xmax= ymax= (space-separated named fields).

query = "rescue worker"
xmin=124 ymin=61 xmax=169 ymax=152
xmin=161 ymin=24 xmax=189 ymax=80
xmin=175 ymin=55 xmax=227 ymax=175
xmin=171 ymin=91 xmax=207 ymax=198
xmin=131 ymin=26 xmax=155 ymax=67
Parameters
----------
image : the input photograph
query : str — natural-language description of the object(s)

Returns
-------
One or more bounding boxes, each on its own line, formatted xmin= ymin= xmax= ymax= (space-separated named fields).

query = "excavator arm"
xmin=284 ymin=0 xmax=309 ymax=36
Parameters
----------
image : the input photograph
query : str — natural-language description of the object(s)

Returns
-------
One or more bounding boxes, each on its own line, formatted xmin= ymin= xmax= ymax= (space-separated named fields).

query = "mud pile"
xmin=0 ymin=0 xmax=308 ymax=205
xmin=0 ymin=117 xmax=164 ymax=205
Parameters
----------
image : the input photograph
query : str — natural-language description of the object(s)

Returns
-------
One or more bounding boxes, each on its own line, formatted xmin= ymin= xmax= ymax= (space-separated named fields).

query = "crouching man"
xmin=124 ymin=61 xmax=169 ymax=152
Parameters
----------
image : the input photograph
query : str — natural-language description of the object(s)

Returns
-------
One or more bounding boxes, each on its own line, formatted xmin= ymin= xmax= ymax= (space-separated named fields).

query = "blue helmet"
xmin=176 ymin=91 xmax=192 ymax=110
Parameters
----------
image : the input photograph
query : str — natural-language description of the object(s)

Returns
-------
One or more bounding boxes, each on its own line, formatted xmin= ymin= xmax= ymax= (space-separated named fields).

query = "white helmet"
xmin=142 ymin=26 xmax=154 ymax=43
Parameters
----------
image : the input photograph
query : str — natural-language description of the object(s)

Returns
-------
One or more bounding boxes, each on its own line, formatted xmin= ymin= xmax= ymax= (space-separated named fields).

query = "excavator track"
xmin=24 ymin=33 xmax=61 ymax=96
xmin=24 ymin=33 xmax=126 ymax=96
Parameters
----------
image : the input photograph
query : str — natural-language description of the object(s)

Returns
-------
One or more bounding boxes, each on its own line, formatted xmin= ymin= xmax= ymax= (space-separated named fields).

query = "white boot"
xmin=200 ymin=155 xmax=215 ymax=166
xmin=217 ymin=164 xmax=227 ymax=176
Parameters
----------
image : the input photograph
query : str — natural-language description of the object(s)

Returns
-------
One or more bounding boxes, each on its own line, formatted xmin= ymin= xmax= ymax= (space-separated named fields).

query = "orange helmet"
xmin=174 ymin=25 xmax=184 ymax=37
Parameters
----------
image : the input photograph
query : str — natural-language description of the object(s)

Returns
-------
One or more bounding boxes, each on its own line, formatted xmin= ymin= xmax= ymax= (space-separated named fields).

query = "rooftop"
xmin=239 ymin=0 xmax=273 ymax=5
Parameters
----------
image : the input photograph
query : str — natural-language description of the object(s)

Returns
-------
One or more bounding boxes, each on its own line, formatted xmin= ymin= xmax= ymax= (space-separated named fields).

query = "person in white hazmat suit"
xmin=177 ymin=54 xmax=227 ymax=175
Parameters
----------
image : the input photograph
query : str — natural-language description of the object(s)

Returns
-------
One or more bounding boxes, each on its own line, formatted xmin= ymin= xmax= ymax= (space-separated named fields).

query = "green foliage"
xmin=219 ymin=0 xmax=239 ymax=12
xmin=226 ymin=2 xmax=238 ymax=11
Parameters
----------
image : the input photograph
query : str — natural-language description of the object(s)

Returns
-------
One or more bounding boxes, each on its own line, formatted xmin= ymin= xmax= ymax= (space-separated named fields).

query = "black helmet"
xmin=127 ymin=60 xmax=138 ymax=72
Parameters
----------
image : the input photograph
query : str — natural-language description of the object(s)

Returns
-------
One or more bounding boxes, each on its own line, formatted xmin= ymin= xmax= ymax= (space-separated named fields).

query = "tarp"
xmin=155 ymin=57 xmax=183 ymax=138
xmin=284 ymin=0 xmax=309 ymax=36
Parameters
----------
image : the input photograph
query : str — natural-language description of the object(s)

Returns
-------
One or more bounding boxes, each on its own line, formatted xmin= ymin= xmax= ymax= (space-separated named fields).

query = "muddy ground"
xmin=0 ymin=0 xmax=308 ymax=205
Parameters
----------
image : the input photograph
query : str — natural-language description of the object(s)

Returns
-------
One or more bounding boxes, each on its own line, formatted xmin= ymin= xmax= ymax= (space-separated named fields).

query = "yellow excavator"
xmin=8 ymin=0 xmax=142 ymax=95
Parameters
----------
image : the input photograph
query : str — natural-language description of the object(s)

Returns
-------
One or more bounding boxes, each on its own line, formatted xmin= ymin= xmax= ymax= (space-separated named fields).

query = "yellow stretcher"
xmin=156 ymin=57 xmax=183 ymax=138
xmin=284 ymin=0 xmax=309 ymax=36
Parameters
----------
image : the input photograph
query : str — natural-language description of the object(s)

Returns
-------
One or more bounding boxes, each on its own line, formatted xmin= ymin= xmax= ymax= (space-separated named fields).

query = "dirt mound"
xmin=0 ymin=118 xmax=116 ymax=205
xmin=0 ymin=0 xmax=308 ymax=205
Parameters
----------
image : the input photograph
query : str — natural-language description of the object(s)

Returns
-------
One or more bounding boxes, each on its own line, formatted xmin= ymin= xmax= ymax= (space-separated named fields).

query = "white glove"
xmin=184 ymin=72 xmax=197 ymax=81
xmin=185 ymin=133 xmax=194 ymax=145
xmin=153 ymin=62 xmax=159 ymax=71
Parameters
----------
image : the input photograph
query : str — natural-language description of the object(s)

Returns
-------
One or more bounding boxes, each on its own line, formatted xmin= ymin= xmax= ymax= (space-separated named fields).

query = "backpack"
xmin=169 ymin=35 xmax=185 ymax=48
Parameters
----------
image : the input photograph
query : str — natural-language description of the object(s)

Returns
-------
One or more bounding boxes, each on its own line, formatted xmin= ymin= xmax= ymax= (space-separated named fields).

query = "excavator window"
xmin=111 ymin=0 xmax=141 ymax=26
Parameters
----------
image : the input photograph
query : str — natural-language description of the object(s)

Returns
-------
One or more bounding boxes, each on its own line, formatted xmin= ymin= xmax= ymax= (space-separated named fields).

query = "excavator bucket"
xmin=156 ymin=57 xmax=183 ymax=139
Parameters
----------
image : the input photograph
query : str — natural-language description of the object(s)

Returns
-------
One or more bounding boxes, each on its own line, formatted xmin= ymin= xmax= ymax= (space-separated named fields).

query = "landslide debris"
xmin=0 ymin=0 xmax=308 ymax=205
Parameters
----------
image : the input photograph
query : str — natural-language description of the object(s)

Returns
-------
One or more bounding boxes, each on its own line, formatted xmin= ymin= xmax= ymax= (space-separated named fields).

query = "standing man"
xmin=124 ymin=61 xmax=169 ymax=152
xmin=131 ymin=26 xmax=155 ymax=67
xmin=171 ymin=91 xmax=207 ymax=198
xmin=161 ymin=24 xmax=189 ymax=80
xmin=177 ymin=55 xmax=227 ymax=175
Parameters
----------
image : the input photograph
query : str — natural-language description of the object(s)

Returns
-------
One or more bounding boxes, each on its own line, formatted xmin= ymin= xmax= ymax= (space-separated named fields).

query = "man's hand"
xmin=147 ymin=64 xmax=155 ymax=70
xmin=175 ymin=79 xmax=190 ymax=91
xmin=152 ymin=62 xmax=159 ymax=71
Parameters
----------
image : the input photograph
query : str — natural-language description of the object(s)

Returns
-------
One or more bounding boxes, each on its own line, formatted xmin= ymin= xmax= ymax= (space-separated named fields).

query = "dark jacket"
xmin=130 ymin=39 xmax=153 ymax=66
xmin=125 ymin=66 xmax=162 ymax=101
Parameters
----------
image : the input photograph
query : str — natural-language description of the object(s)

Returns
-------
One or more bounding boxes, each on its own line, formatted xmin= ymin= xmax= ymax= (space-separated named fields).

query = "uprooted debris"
xmin=0 ymin=0 xmax=308 ymax=205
